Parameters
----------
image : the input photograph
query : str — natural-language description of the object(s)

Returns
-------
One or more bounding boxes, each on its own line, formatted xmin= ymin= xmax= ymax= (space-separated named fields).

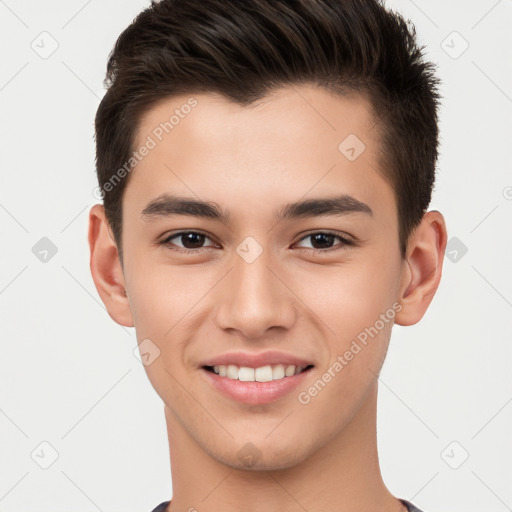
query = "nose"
xmin=215 ymin=246 xmax=297 ymax=340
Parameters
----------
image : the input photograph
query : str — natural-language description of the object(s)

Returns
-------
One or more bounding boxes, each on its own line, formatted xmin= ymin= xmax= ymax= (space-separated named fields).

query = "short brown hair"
xmin=94 ymin=0 xmax=441 ymax=263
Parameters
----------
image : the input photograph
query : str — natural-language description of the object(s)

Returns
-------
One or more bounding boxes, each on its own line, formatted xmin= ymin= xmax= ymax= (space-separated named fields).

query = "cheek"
xmin=294 ymin=254 xmax=402 ymax=390
xmin=125 ymin=262 xmax=216 ymax=384
xmin=297 ymin=257 xmax=400 ymax=336
xmin=125 ymin=264 xmax=205 ymax=409
xmin=295 ymin=265 xmax=398 ymax=416
xmin=126 ymin=259 xmax=200 ymax=336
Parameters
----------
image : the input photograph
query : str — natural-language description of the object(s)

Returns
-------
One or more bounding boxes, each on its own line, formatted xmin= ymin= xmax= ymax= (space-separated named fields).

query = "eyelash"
xmin=158 ymin=230 xmax=356 ymax=255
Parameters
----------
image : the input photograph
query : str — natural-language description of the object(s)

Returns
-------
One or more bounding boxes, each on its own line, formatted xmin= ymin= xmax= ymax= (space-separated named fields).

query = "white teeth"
xmin=211 ymin=363 xmax=309 ymax=381
xmin=272 ymin=364 xmax=285 ymax=380
xmin=285 ymin=365 xmax=296 ymax=377
xmin=226 ymin=364 xmax=238 ymax=379
xmin=238 ymin=367 xmax=255 ymax=381
xmin=255 ymin=365 xmax=273 ymax=382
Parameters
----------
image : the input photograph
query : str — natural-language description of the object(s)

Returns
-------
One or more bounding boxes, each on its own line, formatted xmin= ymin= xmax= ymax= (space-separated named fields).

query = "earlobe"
xmin=88 ymin=204 xmax=134 ymax=327
xmin=395 ymin=210 xmax=447 ymax=326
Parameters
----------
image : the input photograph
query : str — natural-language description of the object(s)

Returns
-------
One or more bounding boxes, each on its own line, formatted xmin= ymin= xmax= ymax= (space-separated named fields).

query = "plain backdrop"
xmin=1 ymin=1 xmax=511 ymax=511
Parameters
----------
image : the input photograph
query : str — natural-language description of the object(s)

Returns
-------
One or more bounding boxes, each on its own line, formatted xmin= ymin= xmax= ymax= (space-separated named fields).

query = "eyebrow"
xmin=140 ymin=193 xmax=373 ymax=223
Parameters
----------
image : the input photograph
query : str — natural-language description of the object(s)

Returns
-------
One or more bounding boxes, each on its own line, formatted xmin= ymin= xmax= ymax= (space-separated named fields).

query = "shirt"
xmin=150 ymin=498 xmax=424 ymax=511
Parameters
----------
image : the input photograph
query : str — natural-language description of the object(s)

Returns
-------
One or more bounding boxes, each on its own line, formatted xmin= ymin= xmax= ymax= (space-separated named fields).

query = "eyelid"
xmin=160 ymin=230 xmax=218 ymax=248
xmin=159 ymin=229 xmax=356 ymax=254
xmin=293 ymin=230 xmax=355 ymax=250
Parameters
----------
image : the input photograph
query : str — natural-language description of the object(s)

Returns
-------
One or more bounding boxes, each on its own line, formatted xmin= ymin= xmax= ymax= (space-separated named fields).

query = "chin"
xmin=206 ymin=438 xmax=313 ymax=472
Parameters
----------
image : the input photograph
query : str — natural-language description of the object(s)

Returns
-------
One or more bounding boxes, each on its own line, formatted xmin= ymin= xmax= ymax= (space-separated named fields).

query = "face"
xmin=120 ymin=85 xmax=406 ymax=470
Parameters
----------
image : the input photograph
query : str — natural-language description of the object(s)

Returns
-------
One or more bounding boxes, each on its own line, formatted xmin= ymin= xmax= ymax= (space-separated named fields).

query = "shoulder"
xmin=401 ymin=498 xmax=426 ymax=512
xmin=150 ymin=499 xmax=424 ymax=512
xmin=149 ymin=500 xmax=171 ymax=512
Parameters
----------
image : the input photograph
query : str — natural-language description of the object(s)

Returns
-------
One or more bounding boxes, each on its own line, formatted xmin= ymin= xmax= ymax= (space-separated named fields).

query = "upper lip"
xmin=200 ymin=350 xmax=314 ymax=369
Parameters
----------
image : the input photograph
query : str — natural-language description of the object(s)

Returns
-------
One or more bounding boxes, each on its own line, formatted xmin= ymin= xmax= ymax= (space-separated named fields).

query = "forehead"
xmin=135 ymin=85 xmax=377 ymax=152
xmin=126 ymin=84 xmax=394 ymax=226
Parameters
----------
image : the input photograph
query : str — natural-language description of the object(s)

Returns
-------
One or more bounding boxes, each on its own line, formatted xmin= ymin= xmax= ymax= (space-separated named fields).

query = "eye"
xmin=294 ymin=231 xmax=355 ymax=253
xmin=159 ymin=231 xmax=218 ymax=253
xmin=159 ymin=230 xmax=356 ymax=255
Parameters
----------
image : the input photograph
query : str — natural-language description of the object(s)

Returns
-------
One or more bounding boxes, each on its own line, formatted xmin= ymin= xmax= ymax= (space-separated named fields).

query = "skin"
xmin=88 ymin=84 xmax=447 ymax=512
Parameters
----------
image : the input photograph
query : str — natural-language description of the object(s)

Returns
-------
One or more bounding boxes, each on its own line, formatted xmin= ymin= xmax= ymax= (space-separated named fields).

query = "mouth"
xmin=200 ymin=363 xmax=314 ymax=405
xmin=202 ymin=363 xmax=314 ymax=381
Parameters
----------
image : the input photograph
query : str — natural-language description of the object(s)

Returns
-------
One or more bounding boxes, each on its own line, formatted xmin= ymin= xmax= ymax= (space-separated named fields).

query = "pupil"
xmin=311 ymin=233 xmax=334 ymax=249
xmin=182 ymin=233 xmax=205 ymax=249
xmin=179 ymin=233 xmax=335 ymax=250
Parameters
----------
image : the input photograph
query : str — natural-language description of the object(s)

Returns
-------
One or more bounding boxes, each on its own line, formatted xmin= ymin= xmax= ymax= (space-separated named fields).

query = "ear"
xmin=88 ymin=204 xmax=134 ymax=327
xmin=394 ymin=210 xmax=447 ymax=326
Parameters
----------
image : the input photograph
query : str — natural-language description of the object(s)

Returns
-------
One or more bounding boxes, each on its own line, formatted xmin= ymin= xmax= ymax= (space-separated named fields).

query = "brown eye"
xmin=160 ymin=231 xmax=217 ymax=253
xmin=176 ymin=232 xmax=206 ymax=249
xmin=295 ymin=231 xmax=354 ymax=252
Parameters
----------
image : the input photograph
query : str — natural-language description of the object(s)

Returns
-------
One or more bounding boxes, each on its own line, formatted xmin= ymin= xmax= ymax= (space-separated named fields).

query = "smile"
xmin=201 ymin=364 xmax=314 ymax=405
xmin=204 ymin=363 xmax=313 ymax=382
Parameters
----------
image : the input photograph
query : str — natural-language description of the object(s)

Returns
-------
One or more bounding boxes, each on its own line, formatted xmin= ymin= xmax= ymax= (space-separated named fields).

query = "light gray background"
xmin=1 ymin=1 xmax=511 ymax=511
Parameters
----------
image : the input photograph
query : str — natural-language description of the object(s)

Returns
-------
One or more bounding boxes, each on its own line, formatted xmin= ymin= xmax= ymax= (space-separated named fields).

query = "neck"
xmin=164 ymin=381 xmax=402 ymax=512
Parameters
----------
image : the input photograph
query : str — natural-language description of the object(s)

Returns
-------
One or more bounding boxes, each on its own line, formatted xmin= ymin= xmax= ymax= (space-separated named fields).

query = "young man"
xmin=88 ymin=0 xmax=447 ymax=510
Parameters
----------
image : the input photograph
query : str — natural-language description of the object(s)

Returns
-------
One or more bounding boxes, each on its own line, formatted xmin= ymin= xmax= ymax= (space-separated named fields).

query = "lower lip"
xmin=201 ymin=367 xmax=313 ymax=405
